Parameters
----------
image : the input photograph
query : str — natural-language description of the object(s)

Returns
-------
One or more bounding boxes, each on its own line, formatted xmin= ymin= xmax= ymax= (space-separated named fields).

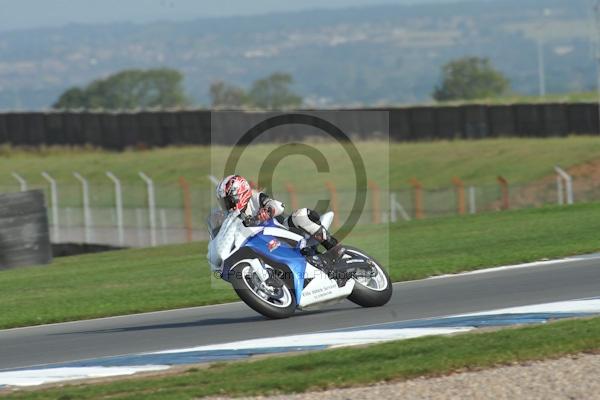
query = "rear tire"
xmin=230 ymin=262 xmax=296 ymax=319
xmin=345 ymin=247 xmax=393 ymax=308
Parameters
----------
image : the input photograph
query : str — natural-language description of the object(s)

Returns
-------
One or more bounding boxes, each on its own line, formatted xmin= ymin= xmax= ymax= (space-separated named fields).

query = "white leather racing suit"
xmin=244 ymin=191 xmax=338 ymax=250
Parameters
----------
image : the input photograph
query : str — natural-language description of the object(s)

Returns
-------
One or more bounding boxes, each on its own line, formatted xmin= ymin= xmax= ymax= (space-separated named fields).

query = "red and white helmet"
xmin=216 ymin=175 xmax=252 ymax=211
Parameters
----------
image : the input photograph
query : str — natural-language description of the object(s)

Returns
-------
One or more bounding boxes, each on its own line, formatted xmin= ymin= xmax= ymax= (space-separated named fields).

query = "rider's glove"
xmin=257 ymin=207 xmax=272 ymax=222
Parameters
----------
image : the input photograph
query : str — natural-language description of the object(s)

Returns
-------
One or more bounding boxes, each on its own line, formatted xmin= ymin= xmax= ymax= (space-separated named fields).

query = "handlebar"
xmin=242 ymin=214 xmax=262 ymax=227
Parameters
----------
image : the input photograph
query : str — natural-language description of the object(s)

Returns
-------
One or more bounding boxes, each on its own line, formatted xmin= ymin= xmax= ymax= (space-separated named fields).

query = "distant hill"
xmin=0 ymin=0 xmax=480 ymax=32
xmin=0 ymin=0 xmax=594 ymax=110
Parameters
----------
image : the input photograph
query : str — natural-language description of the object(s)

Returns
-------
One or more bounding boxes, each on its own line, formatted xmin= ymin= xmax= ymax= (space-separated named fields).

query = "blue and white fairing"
xmin=235 ymin=219 xmax=308 ymax=303
xmin=209 ymin=211 xmax=354 ymax=309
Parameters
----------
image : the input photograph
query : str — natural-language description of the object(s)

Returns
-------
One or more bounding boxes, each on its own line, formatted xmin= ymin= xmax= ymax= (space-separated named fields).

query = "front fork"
xmin=246 ymin=258 xmax=270 ymax=283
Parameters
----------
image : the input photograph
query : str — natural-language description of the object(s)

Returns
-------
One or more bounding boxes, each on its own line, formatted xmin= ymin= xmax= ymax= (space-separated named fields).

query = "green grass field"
xmin=2 ymin=137 xmax=600 ymax=217
xmin=2 ymin=137 xmax=600 ymax=193
xmin=2 ymin=202 xmax=600 ymax=329
xmin=6 ymin=316 xmax=600 ymax=400
xmin=4 ymin=137 xmax=600 ymax=398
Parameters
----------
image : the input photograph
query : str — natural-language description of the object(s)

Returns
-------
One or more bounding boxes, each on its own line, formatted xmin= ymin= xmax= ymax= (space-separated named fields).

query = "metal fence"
xmin=1 ymin=167 xmax=593 ymax=248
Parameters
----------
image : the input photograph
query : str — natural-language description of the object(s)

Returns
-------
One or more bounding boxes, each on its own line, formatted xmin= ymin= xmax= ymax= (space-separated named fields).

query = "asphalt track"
xmin=1 ymin=255 xmax=600 ymax=371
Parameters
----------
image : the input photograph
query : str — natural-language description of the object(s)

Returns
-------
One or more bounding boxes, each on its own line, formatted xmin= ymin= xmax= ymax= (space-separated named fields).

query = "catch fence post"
xmin=368 ymin=180 xmax=381 ymax=224
xmin=285 ymin=182 xmax=299 ymax=210
xmin=554 ymin=166 xmax=574 ymax=205
xmin=324 ymin=181 xmax=340 ymax=228
xmin=11 ymin=172 xmax=27 ymax=192
xmin=139 ymin=172 xmax=157 ymax=247
xmin=409 ymin=178 xmax=424 ymax=219
xmin=208 ymin=175 xmax=220 ymax=186
xmin=390 ymin=192 xmax=411 ymax=222
xmin=179 ymin=176 xmax=193 ymax=243
xmin=106 ymin=172 xmax=124 ymax=246
xmin=497 ymin=176 xmax=510 ymax=210
xmin=73 ymin=172 xmax=94 ymax=243
xmin=452 ymin=177 xmax=466 ymax=215
xmin=41 ymin=172 xmax=60 ymax=242
xmin=556 ymin=176 xmax=564 ymax=205
xmin=468 ymin=186 xmax=477 ymax=214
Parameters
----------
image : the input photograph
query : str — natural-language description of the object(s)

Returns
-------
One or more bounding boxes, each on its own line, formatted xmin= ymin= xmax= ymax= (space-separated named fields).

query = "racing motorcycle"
xmin=207 ymin=209 xmax=392 ymax=319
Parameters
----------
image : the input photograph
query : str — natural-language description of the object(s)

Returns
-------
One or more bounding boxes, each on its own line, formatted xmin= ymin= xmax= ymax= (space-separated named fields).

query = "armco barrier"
xmin=0 ymin=103 xmax=598 ymax=149
xmin=0 ymin=190 xmax=52 ymax=270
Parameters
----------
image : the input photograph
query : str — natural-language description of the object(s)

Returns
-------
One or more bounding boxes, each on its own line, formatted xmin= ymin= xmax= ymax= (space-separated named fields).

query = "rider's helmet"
xmin=216 ymin=175 xmax=252 ymax=211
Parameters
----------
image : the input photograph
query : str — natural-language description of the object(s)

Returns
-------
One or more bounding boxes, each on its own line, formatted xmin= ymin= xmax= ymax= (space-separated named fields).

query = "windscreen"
xmin=206 ymin=208 xmax=227 ymax=240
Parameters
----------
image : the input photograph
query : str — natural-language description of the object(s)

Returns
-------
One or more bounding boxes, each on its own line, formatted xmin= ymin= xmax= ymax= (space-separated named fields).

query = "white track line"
xmin=150 ymin=327 xmax=473 ymax=354
xmin=321 ymin=295 xmax=600 ymax=333
xmin=3 ymin=297 xmax=600 ymax=388
xmin=406 ymin=253 xmax=600 ymax=283
xmin=0 ymin=366 xmax=169 ymax=387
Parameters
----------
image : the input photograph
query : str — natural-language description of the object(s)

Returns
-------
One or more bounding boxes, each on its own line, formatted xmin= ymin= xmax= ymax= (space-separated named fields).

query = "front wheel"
xmin=230 ymin=261 xmax=296 ymax=319
xmin=344 ymin=246 xmax=393 ymax=307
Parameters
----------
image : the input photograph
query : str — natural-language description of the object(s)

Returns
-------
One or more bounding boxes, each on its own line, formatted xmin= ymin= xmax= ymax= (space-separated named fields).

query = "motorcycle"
xmin=206 ymin=209 xmax=392 ymax=319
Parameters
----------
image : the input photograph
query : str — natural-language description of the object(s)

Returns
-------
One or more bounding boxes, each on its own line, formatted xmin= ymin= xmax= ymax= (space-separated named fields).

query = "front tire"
xmin=345 ymin=247 xmax=393 ymax=307
xmin=230 ymin=262 xmax=296 ymax=319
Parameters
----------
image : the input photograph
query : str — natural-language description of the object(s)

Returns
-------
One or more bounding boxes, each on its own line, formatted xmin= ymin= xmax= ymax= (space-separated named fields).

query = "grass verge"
xmin=5 ymin=316 xmax=600 ymax=399
xmin=1 ymin=202 xmax=600 ymax=329
xmin=2 ymin=137 xmax=600 ymax=193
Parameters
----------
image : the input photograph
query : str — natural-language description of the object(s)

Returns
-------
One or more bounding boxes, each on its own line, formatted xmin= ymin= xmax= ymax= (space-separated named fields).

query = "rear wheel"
xmin=344 ymin=247 xmax=393 ymax=307
xmin=230 ymin=262 xmax=296 ymax=319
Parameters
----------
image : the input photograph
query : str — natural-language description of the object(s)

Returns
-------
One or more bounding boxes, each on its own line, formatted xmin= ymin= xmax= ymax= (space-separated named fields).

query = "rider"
xmin=216 ymin=175 xmax=339 ymax=252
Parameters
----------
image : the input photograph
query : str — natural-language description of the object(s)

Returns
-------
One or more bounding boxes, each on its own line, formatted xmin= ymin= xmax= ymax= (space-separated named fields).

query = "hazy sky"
xmin=0 ymin=0 xmax=462 ymax=31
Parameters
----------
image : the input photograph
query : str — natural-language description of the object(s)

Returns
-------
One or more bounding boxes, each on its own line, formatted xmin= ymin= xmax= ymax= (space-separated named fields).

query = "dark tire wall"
xmin=0 ymin=103 xmax=597 ymax=149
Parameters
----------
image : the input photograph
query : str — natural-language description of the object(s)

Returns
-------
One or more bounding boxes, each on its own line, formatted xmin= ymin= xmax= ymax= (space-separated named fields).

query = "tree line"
xmin=53 ymin=57 xmax=510 ymax=111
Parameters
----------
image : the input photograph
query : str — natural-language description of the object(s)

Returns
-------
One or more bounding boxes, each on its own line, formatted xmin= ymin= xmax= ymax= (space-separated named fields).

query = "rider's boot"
xmin=316 ymin=226 xmax=340 ymax=249
xmin=310 ymin=227 xmax=353 ymax=285
xmin=289 ymin=208 xmax=343 ymax=258
xmin=311 ymin=226 xmax=345 ymax=262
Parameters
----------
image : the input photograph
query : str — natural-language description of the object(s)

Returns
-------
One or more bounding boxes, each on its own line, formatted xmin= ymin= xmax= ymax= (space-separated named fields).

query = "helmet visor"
xmin=218 ymin=194 xmax=237 ymax=211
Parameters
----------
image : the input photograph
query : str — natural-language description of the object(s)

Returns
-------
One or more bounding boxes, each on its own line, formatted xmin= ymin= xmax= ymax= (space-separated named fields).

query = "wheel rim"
xmin=240 ymin=265 xmax=293 ymax=308
xmin=345 ymin=249 xmax=389 ymax=291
